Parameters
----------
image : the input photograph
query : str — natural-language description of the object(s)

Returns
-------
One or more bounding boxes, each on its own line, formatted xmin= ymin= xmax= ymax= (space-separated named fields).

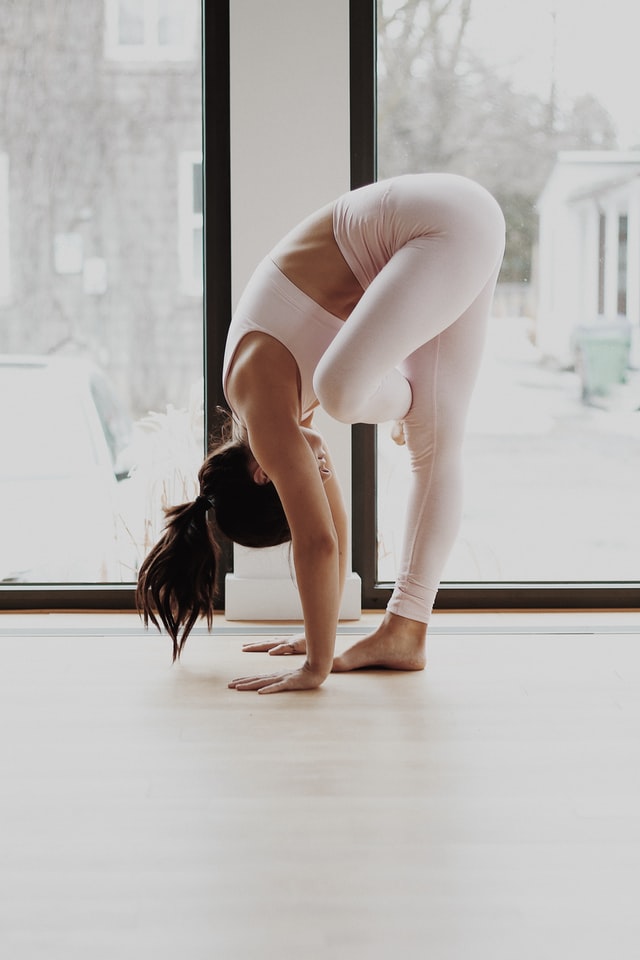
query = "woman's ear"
xmin=252 ymin=464 xmax=271 ymax=486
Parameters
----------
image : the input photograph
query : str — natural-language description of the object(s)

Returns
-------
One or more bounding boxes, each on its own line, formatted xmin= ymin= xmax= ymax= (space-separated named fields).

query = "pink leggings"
xmin=313 ymin=176 xmax=506 ymax=622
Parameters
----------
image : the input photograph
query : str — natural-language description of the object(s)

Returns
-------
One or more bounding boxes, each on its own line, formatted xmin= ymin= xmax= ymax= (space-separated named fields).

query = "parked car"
xmin=0 ymin=355 xmax=133 ymax=582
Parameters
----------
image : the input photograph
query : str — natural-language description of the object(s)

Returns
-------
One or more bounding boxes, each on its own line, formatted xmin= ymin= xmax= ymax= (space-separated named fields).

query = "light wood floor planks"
xmin=0 ymin=610 xmax=639 ymax=959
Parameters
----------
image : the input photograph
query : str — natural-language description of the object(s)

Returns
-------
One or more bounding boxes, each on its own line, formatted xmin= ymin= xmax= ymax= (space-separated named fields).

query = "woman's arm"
xmin=229 ymin=418 xmax=341 ymax=692
xmin=323 ymin=453 xmax=348 ymax=603
xmin=241 ymin=436 xmax=348 ymax=658
xmin=226 ymin=342 xmax=342 ymax=692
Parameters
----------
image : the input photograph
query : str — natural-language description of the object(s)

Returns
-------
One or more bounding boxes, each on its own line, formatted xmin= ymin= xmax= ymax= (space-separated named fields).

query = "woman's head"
xmin=199 ymin=441 xmax=290 ymax=549
xmin=136 ymin=430 xmax=290 ymax=660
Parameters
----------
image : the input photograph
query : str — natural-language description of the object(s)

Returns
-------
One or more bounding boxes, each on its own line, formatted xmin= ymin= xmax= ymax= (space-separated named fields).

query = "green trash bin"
xmin=574 ymin=323 xmax=631 ymax=400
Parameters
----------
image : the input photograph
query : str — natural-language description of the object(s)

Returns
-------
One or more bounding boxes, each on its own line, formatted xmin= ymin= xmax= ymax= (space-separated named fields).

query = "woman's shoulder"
xmin=225 ymin=331 xmax=300 ymax=420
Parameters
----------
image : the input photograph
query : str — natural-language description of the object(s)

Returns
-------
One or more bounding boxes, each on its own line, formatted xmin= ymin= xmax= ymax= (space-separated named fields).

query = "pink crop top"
xmin=222 ymin=257 xmax=344 ymax=421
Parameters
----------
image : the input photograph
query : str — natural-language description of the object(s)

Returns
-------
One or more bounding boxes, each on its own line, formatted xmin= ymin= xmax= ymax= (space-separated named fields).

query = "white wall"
xmin=226 ymin=0 xmax=361 ymax=619
xmin=230 ymin=0 xmax=351 ymax=298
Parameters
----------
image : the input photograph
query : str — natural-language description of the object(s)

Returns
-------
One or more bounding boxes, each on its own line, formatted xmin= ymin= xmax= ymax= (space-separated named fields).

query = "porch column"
xmin=626 ymin=183 xmax=640 ymax=364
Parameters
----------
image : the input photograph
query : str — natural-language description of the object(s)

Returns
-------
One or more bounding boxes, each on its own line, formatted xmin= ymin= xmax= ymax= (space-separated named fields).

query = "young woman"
xmin=137 ymin=173 xmax=505 ymax=694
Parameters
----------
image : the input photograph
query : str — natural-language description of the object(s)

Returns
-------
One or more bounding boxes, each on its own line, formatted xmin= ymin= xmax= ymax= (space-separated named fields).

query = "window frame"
xmin=349 ymin=0 xmax=639 ymax=612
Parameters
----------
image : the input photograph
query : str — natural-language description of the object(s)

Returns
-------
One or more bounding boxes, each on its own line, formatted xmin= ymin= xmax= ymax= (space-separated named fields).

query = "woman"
xmin=137 ymin=173 xmax=505 ymax=694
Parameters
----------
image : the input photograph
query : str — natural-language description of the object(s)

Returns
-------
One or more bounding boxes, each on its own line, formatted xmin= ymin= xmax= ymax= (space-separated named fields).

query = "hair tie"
xmin=195 ymin=494 xmax=215 ymax=511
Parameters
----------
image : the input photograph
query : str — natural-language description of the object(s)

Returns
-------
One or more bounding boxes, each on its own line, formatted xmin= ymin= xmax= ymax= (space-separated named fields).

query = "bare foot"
xmin=332 ymin=612 xmax=427 ymax=672
xmin=391 ymin=419 xmax=406 ymax=446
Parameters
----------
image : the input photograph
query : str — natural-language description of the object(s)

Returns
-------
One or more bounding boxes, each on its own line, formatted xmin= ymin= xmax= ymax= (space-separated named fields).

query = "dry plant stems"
xmin=116 ymin=380 xmax=205 ymax=576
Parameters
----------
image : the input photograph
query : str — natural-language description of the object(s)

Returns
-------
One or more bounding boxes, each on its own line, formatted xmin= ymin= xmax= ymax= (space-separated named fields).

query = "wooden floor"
xmin=0 ymin=610 xmax=639 ymax=959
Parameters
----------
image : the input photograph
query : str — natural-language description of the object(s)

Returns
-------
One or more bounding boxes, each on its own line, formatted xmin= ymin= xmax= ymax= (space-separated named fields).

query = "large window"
xmin=2 ymin=1 xmax=636 ymax=610
xmin=0 ymin=1 xmax=204 ymax=588
xmin=365 ymin=0 xmax=639 ymax=604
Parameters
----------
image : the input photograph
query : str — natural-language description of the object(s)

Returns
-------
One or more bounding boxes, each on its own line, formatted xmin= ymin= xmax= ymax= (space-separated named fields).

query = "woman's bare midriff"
xmin=270 ymin=202 xmax=364 ymax=321
xmin=227 ymin=204 xmax=364 ymax=423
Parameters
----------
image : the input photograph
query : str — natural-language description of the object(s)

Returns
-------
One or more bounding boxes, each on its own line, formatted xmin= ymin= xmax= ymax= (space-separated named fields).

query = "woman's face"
xmin=299 ymin=426 xmax=332 ymax=482
xmin=248 ymin=426 xmax=332 ymax=486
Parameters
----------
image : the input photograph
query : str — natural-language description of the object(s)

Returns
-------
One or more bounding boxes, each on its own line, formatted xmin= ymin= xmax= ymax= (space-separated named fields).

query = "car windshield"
xmin=0 ymin=365 xmax=99 ymax=478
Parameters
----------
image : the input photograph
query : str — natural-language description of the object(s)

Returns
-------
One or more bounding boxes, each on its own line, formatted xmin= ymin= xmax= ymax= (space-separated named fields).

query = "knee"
xmin=313 ymin=366 xmax=358 ymax=423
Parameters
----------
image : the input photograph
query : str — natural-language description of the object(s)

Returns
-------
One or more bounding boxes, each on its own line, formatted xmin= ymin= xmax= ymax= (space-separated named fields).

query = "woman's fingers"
xmin=241 ymin=640 xmax=282 ymax=653
xmin=269 ymin=637 xmax=306 ymax=656
xmin=228 ymin=673 xmax=281 ymax=691
xmin=228 ymin=663 xmax=326 ymax=694
xmin=242 ymin=635 xmax=306 ymax=655
xmin=254 ymin=679 xmax=304 ymax=695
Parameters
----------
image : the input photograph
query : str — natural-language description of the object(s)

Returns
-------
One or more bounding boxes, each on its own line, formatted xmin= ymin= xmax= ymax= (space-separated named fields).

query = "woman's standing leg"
xmin=388 ymin=266 xmax=500 ymax=622
xmin=332 ymin=268 xmax=499 ymax=671
xmin=314 ymin=177 xmax=505 ymax=669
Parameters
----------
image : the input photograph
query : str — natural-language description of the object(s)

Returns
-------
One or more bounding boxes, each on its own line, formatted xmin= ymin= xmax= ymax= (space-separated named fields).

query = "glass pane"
xmin=158 ymin=0 xmax=186 ymax=47
xmin=193 ymin=226 xmax=203 ymax=290
xmin=192 ymin=160 xmax=203 ymax=214
xmin=0 ymin=3 xmax=203 ymax=583
xmin=118 ymin=0 xmax=145 ymax=45
xmin=376 ymin=0 xmax=640 ymax=583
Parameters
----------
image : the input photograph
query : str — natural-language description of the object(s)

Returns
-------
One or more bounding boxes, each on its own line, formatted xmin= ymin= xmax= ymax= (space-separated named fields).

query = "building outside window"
xmin=618 ymin=214 xmax=628 ymax=316
xmin=178 ymin=153 xmax=203 ymax=296
xmin=104 ymin=0 xmax=198 ymax=61
xmin=598 ymin=212 xmax=606 ymax=315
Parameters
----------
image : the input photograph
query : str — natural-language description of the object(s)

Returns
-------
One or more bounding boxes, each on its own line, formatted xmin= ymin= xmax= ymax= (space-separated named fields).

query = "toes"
xmin=332 ymin=654 xmax=360 ymax=673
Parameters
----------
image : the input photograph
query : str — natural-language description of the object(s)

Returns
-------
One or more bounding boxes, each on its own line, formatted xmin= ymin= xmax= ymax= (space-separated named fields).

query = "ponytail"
xmin=137 ymin=425 xmax=291 ymax=660
xmin=136 ymin=494 xmax=220 ymax=661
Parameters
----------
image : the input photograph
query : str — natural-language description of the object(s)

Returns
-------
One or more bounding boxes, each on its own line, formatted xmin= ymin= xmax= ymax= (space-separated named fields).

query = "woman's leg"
xmin=313 ymin=176 xmax=505 ymax=425
xmin=318 ymin=179 xmax=505 ymax=670
xmin=332 ymin=270 xmax=499 ymax=671
xmin=387 ymin=268 xmax=499 ymax=622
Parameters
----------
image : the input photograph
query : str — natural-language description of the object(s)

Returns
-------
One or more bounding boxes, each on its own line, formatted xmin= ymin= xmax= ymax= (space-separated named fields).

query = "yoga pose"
xmin=137 ymin=173 xmax=505 ymax=693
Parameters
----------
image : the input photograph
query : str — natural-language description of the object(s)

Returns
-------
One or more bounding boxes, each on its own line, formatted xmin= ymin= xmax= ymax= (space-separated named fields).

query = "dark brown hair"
xmin=136 ymin=421 xmax=290 ymax=660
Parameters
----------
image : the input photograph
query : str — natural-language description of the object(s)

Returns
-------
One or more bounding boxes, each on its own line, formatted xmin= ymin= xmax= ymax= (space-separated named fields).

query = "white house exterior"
xmin=537 ymin=151 xmax=640 ymax=368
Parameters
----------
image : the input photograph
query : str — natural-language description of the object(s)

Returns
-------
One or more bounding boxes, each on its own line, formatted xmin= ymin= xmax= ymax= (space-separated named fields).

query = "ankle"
xmin=383 ymin=611 xmax=427 ymax=643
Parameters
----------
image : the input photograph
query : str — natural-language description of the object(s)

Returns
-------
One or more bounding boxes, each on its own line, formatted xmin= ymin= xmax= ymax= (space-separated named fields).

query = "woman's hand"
xmin=228 ymin=660 xmax=327 ymax=694
xmin=241 ymin=633 xmax=307 ymax=656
